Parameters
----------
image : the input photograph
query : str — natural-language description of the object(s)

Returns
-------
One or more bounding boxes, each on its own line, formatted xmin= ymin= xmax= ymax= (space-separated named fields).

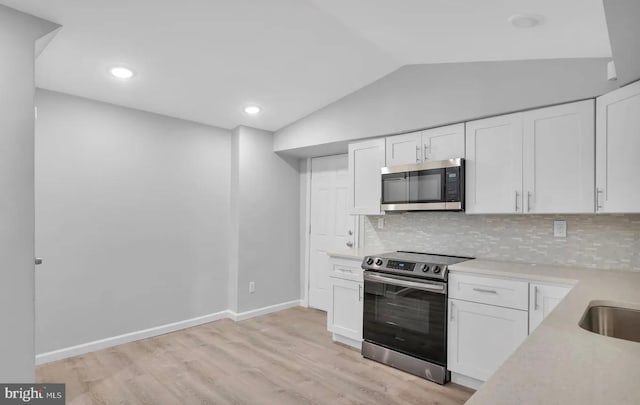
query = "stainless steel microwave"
xmin=380 ymin=158 xmax=464 ymax=211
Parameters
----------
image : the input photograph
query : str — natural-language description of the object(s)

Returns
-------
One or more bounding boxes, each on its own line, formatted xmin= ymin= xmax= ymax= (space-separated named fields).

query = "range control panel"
xmin=361 ymin=252 xmax=458 ymax=280
xmin=386 ymin=260 xmax=416 ymax=271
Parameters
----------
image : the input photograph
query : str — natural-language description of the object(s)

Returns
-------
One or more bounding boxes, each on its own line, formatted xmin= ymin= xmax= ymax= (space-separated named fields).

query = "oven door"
xmin=363 ymin=271 xmax=447 ymax=366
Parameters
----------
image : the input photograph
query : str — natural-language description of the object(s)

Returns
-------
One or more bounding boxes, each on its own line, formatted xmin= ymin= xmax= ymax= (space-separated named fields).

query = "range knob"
xmin=433 ymin=265 xmax=442 ymax=274
xmin=375 ymin=258 xmax=384 ymax=266
xmin=421 ymin=264 xmax=430 ymax=272
xmin=365 ymin=257 xmax=374 ymax=265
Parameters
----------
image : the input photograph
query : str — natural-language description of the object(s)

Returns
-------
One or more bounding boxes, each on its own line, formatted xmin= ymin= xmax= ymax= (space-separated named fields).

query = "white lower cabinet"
xmin=448 ymin=298 xmax=528 ymax=382
xmin=529 ymin=282 xmax=571 ymax=333
xmin=328 ymin=277 xmax=363 ymax=348
xmin=448 ymin=272 xmax=574 ymax=388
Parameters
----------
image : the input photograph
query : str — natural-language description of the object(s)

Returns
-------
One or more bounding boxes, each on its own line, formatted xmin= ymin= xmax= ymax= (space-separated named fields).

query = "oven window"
xmin=363 ymin=279 xmax=447 ymax=365
xmin=382 ymin=172 xmax=409 ymax=204
xmin=409 ymin=169 xmax=445 ymax=202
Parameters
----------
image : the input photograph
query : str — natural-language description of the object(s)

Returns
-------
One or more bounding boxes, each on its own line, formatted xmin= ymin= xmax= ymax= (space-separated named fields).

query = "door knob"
xmin=346 ymin=241 xmax=354 ymax=248
xmin=348 ymin=230 xmax=353 ymax=235
xmin=35 ymin=257 xmax=43 ymax=265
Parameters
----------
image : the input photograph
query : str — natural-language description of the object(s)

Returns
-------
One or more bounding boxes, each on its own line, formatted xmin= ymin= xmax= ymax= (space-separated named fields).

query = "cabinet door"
xmin=596 ymin=80 xmax=640 ymax=213
xmin=422 ymin=123 xmax=465 ymax=161
xmin=448 ymin=299 xmax=528 ymax=382
xmin=523 ymin=101 xmax=595 ymax=213
xmin=385 ymin=131 xmax=422 ymax=166
xmin=529 ymin=283 xmax=571 ymax=333
xmin=465 ymin=113 xmax=524 ymax=214
xmin=348 ymin=139 xmax=385 ymax=215
xmin=328 ymin=277 xmax=363 ymax=341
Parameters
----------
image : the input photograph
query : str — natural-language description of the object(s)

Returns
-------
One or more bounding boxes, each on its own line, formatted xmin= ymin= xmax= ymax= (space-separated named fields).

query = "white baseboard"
xmin=451 ymin=372 xmax=484 ymax=390
xmin=36 ymin=310 xmax=230 ymax=365
xmin=36 ymin=300 xmax=303 ymax=365
xmin=332 ymin=333 xmax=362 ymax=350
xmin=227 ymin=299 xmax=302 ymax=321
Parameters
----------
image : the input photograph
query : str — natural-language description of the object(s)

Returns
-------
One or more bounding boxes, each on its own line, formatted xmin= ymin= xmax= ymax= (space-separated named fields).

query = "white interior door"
xmin=309 ymin=155 xmax=356 ymax=311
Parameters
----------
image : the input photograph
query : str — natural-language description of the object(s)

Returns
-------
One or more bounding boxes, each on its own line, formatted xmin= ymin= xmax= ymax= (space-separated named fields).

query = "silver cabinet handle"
xmin=423 ymin=144 xmax=430 ymax=160
xmin=35 ymin=257 xmax=43 ymax=265
xmin=534 ymin=286 xmax=539 ymax=310
xmin=346 ymin=241 xmax=354 ymax=248
xmin=358 ymin=284 xmax=363 ymax=301
xmin=472 ymin=287 xmax=498 ymax=294
xmin=416 ymin=145 xmax=420 ymax=162
xmin=596 ymin=188 xmax=604 ymax=211
xmin=449 ymin=301 xmax=455 ymax=322
xmin=336 ymin=267 xmax=353 ymax=273
xmin=515 ymin=191 xmax=520 ymax=212
xmin=527 ymin=191 xmax=532 ymax=213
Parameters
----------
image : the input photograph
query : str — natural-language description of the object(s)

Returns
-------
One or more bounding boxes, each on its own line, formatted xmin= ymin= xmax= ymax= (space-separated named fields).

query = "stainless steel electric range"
xmin=361 ymin=251 xmax=473 ymax=384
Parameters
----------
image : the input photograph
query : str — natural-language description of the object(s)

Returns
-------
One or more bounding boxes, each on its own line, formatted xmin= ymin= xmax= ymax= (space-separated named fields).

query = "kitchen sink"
xmin=579 ymin=304 xmax=640 ymax=343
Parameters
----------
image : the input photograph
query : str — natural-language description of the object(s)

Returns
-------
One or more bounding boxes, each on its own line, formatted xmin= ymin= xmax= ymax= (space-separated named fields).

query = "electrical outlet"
xmin=377 ymin=217 xmax=384 ymax=229
xmin=249 ymin=281 xmax=256 ymax=293
xmin=553 ymin=221 xmax=567 ymax=238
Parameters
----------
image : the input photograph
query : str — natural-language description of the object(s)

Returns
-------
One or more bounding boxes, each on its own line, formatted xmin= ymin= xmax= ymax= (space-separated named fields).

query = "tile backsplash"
xmin=363 ymin=213 xmax=640 ymax=271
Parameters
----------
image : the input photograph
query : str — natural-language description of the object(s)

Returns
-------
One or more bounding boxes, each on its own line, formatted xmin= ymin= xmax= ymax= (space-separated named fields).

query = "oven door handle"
xmin=364 ymin=273 xmax=446 ymax=294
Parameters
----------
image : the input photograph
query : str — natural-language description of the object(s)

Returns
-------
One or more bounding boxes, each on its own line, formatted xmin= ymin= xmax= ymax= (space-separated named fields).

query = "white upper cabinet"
xmin=467 ymin=101 xmax=596 ymax=214
xmin=422 ymin=123 xmax=465 ymax=161
xmin=596 ymin=80 xmax=640 ymax=213
xmin=328 ymin=277 xmax=363 ymax=345
xmin=466 ymin=113 xmax=524 ymax=214
xmin=385 ymin=131 xmax=421 ymax=166
xmin=385 ymin=123 xmax=465 ymax=167
xmin=523 ymin=100 xmax=595 ymax=213
xmin=348 ymin=138 xmax=385 ymax=215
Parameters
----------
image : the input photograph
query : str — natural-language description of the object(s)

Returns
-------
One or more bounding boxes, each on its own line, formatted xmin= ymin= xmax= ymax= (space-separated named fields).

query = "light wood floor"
xmin=37 ymin=307 xmax=474 ymax=404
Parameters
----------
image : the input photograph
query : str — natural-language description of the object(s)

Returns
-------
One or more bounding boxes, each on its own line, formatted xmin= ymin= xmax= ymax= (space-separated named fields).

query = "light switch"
xmin=553 ymin=221 xmax=567 ymax=238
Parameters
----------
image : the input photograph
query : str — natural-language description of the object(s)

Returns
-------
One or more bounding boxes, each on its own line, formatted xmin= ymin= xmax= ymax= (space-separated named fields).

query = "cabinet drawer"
xmin=329 ymin=257 xmax=363 ymax=281
xmin=449 ymin=273 xmax=528 ymax=310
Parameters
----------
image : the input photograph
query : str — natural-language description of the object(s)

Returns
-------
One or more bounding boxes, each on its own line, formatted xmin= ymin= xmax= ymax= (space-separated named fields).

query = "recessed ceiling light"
xmin=110 ymin=66 xmax=134 ymax=79
xmin=244 ymin=105 xmax=261 ymax=115
xmin=508 ymin=14 xmax=543 ymax=29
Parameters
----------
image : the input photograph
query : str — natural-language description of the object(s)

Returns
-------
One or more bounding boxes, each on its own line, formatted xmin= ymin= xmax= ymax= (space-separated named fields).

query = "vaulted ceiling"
xmin=1 ymin=0 xmax=611 ymax=131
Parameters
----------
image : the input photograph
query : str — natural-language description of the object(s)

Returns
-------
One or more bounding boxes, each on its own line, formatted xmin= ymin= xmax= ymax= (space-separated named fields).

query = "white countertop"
xmin=449 ymin=259 xmax=640 ymax=405
xmin=326 ymin=248 xmax=382 ymax=261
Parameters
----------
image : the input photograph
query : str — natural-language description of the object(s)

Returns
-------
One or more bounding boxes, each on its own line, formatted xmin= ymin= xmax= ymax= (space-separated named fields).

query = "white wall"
xmin=229 ymin=126 xmax=300 ymax=312
xmin=274 ymin=58 xmax=617 ymax=155
xmin=604 ymin=0 xmax=640 ymax=86
xmin=299 ymin=158 xmax=310 ymax=306
xmin=227 ymin=126 xmax=240 ymax=313
xmin=35 ymin=90 xmax=231 ymax=354
xmin=0 ymin=5 xmax=58 ymax=382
